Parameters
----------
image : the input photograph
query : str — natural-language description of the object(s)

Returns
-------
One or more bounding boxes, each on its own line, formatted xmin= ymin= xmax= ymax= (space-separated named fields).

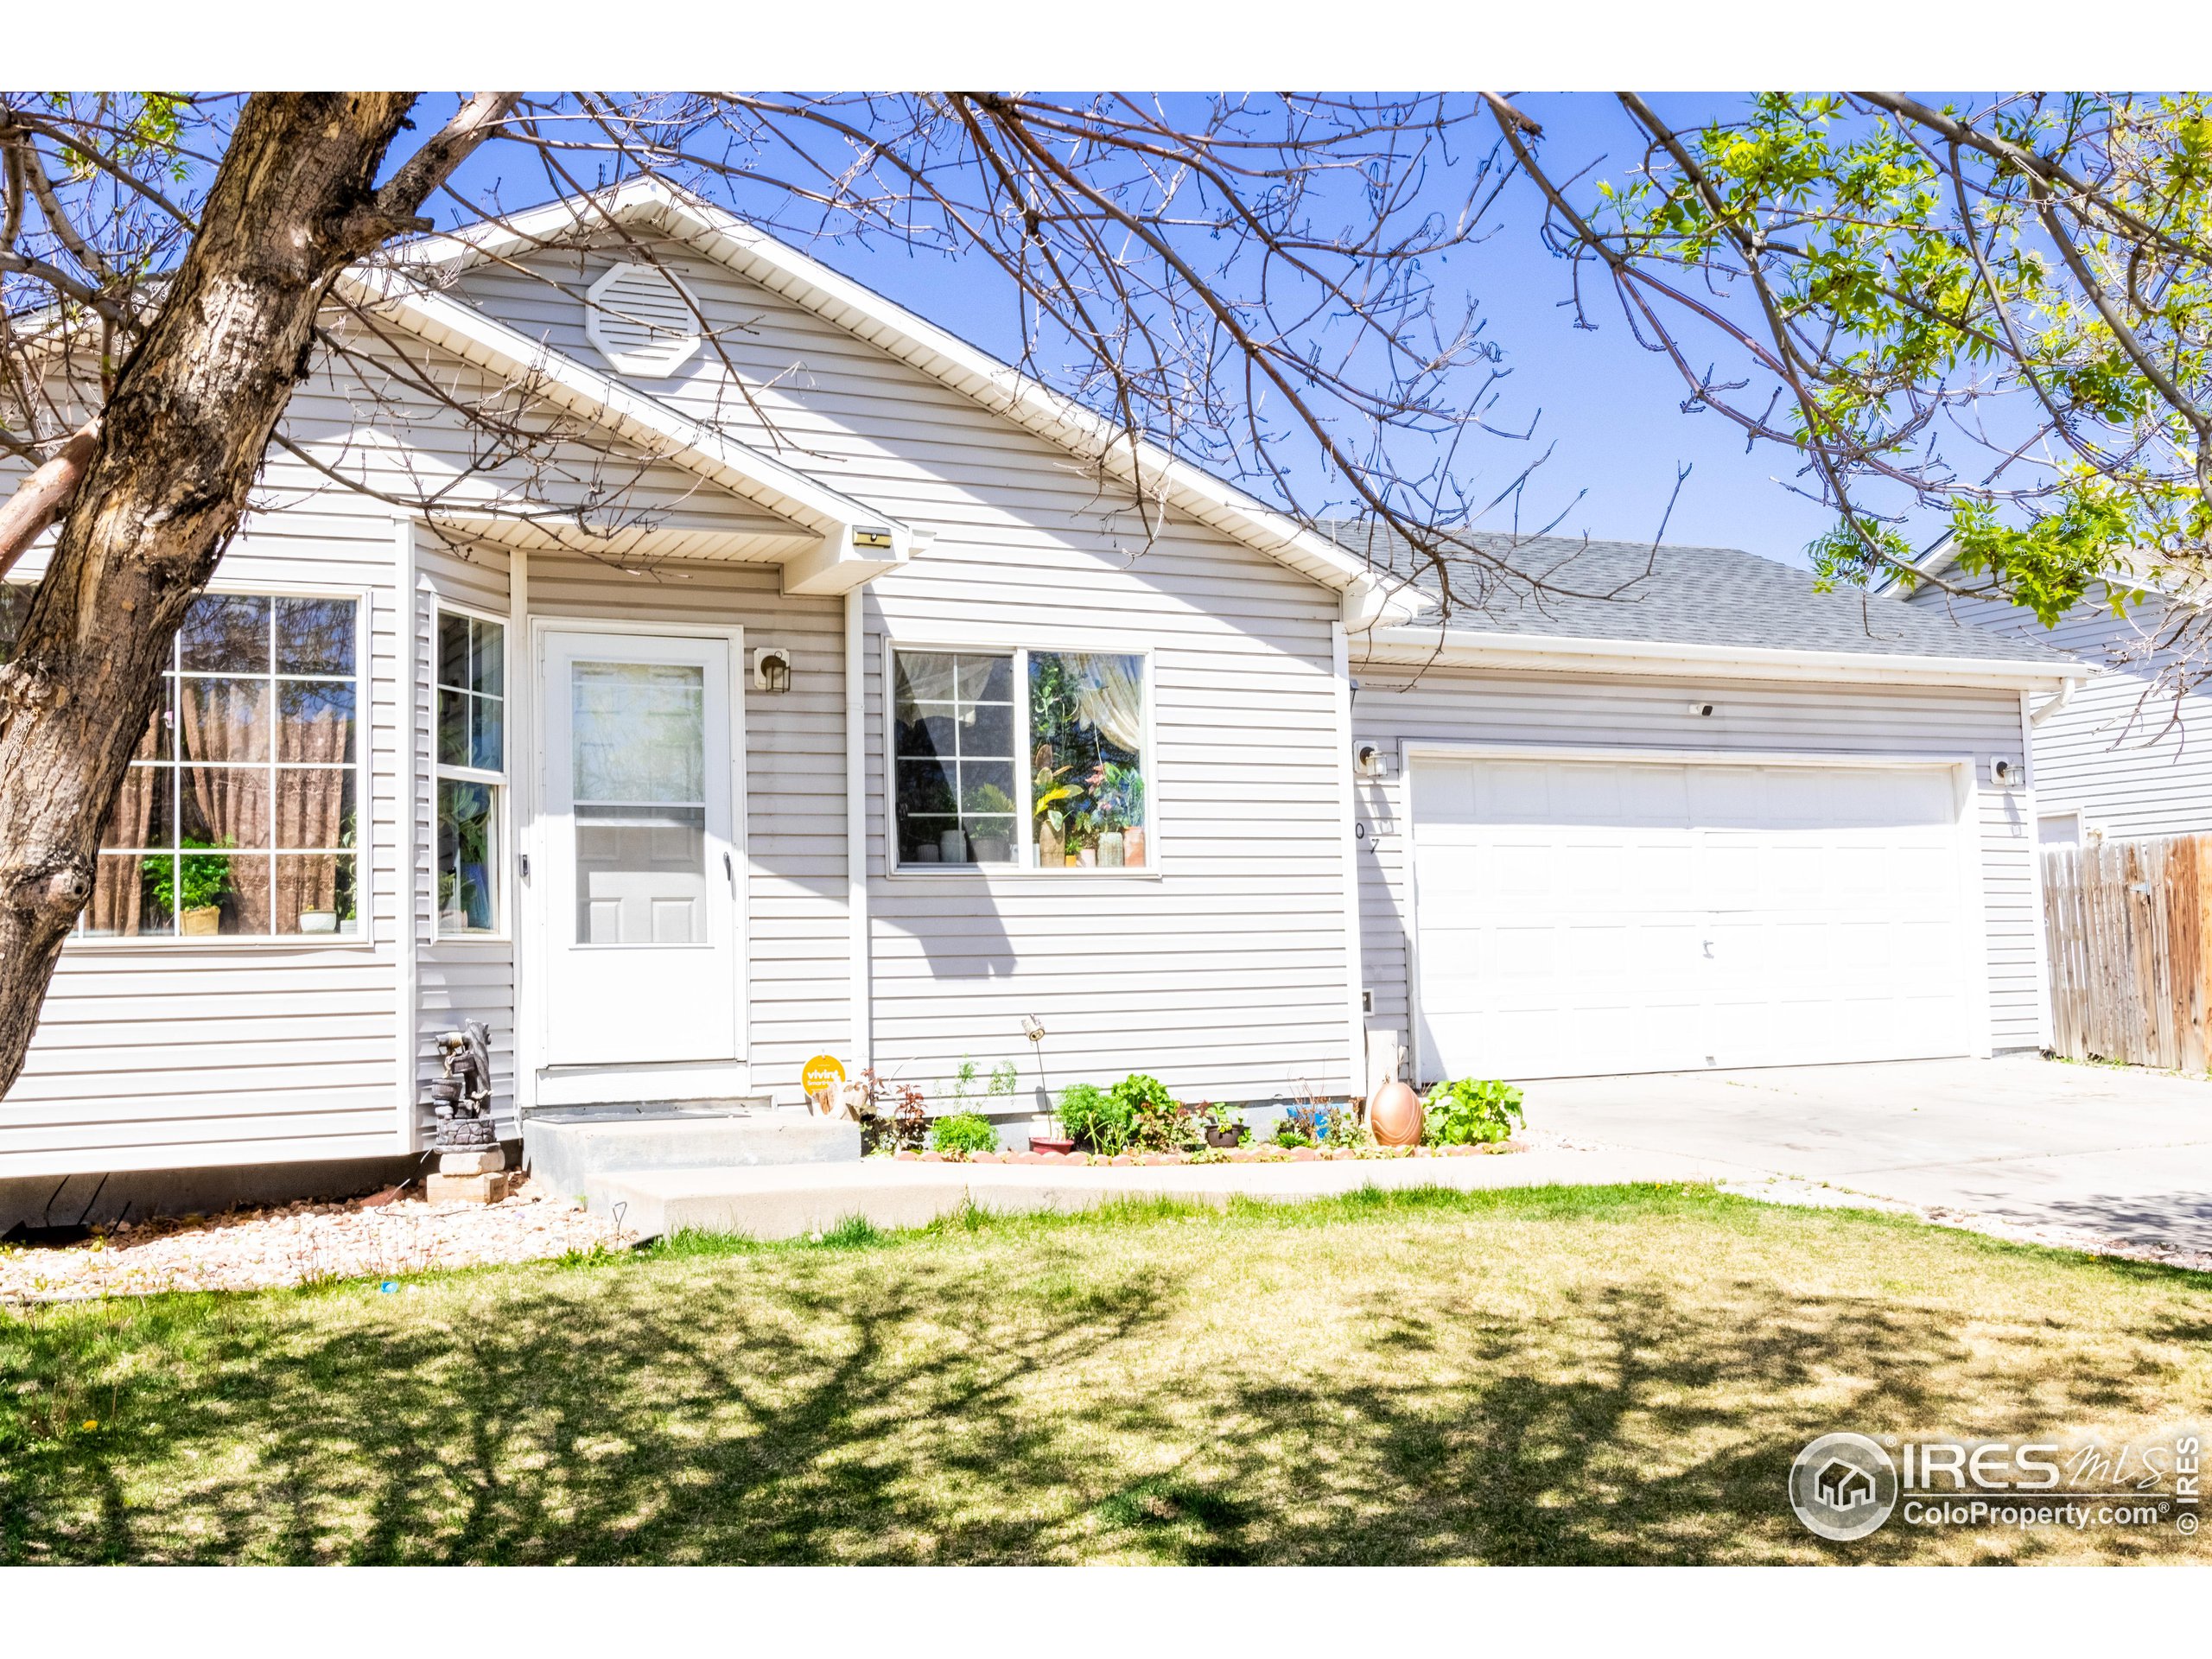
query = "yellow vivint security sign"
xmin=802 ymin=1054 xmax=847 ymax=1097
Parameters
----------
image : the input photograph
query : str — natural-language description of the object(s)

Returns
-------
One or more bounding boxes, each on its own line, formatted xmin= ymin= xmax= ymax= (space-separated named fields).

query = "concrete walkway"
xmin=1527 ymin=1056 xmax=2212 ymax=1259
xmin=587 ymin=1143 xmax=1728 ymax=1240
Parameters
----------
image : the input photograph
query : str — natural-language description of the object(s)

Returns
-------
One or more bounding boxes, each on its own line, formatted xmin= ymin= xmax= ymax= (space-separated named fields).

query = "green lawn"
xmin=4 ymin=1185 xmax=2208 ymax=1564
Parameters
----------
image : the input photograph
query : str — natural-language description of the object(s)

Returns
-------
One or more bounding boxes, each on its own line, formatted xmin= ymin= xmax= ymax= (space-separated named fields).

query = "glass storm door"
xmin=539 ymin=630 xmax=740 ymax=1068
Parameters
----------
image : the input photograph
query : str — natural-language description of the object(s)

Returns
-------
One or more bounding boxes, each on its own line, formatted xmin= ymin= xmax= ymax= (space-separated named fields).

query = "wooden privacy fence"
xmin=2043 ymin=833 xmax=2212 ymax=1070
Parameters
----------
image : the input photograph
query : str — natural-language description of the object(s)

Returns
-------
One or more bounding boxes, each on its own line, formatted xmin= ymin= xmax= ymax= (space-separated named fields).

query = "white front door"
xmin=1409 ymin=755 xmax=1974 ymax=1080
xmin=538 ymin=628 xmax=741 ymax=1072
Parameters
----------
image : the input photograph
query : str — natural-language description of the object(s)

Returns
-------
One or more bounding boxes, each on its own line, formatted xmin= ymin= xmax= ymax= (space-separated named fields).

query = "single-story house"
xmin=0 ymin=180 xmax=2088 ymax=1225
xmin=1888 ymin=546 xmax=2211 ymax=845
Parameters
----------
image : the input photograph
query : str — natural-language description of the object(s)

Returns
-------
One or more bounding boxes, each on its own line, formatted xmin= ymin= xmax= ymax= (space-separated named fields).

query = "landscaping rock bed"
xmin=0 ymin=1179 xmax=632 ymax=1306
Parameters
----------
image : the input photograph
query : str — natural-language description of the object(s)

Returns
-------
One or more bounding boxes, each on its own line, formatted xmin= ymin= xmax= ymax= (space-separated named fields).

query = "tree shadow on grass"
xmin=2 ymin=1210 xmax=2205 ymax=1564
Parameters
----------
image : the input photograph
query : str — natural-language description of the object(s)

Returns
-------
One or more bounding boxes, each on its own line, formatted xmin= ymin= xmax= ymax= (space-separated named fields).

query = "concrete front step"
xmin=524 ymin=1112 xmax=859 ymax=1203
xmin=584 ymin=1145 xmax=1729 ymax=1240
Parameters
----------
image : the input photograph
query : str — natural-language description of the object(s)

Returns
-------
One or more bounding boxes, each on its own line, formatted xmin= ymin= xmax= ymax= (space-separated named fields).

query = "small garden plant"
xmin=1055 ymin=1081 xmax=1128 ymax=1154
xmin=1110 ymin=1072 xmax=1196 ymax=1152
xmin=1422 ymin=1077 xmax=1525 ymax=1146
xmin=930 ymin=1111 xmax=999 ymax=1156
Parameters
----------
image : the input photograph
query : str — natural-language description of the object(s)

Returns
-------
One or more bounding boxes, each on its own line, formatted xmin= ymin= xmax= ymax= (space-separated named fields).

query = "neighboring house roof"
xmin=1327 ymin=521 xmax=2088 ymax=689
xmin=1885 ymin=535 xmax=2207 ymax=611
xmin=353 ymin=178 xmax=1425 ymax=623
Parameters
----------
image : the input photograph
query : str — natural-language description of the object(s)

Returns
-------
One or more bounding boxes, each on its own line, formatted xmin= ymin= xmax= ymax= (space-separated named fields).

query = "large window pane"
xmin=86 ymin=855 xmax=175 ymax=938
xmin=180 ymin=766 xmax=270 ymax=849
xmin=178 ymin=678 xmax=270 ymax=762
xmin=180 ymin=594 xmax=270 ymax=673
xmin=276 ymin=596 xmax=355 ymax=676
xmin=891 ymin=648 xmax=1020 ymax=868
xmin=436 ymin=780 xmax=498 ymax=934
xmin=274 ymin=767 xmax=354 ymax=849
xmin=278 ymin=680 xmax=354 ymax=763
xmin=99 ymin=766 xmax=174 ymax=851
xmin=276 ymin=853 xmax=358 ymax=936
xmin=1031 ymin=651 xmax=1147 ymax=869
xmin=468 ymin=617 xmax=503 ymax=696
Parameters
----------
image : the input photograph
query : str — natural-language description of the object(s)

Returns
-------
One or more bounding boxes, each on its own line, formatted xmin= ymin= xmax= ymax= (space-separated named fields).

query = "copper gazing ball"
xmin=1368 ymin=1079 xmax=1422 ymax=1147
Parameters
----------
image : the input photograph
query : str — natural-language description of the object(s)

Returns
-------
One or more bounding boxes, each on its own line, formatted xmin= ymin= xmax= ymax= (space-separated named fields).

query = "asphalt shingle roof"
xmin=1319 ymin=521 xmax=2071 ymax=665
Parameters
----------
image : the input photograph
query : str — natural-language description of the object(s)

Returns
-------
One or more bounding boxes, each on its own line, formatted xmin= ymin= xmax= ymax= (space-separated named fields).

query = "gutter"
xmin=1358 ymin=625 xmax=2094 ymax=693
xmin=2029 ymin=677 xmax=2076 ymax=725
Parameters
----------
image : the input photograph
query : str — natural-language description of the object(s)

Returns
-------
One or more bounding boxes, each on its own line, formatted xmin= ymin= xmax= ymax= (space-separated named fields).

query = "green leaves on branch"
xmin=1580 ymin=92 xmax=2212 ymax=621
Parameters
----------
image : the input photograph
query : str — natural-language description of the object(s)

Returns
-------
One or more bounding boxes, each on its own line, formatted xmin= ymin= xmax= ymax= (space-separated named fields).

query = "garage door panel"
xmin=1410 ymin=756 xmax=1974 ymax=1081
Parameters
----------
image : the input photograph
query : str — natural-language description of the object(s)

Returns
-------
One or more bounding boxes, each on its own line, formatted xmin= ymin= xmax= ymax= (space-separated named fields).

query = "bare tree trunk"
xmin=0 ymin=93 xmax=430 ymax=1095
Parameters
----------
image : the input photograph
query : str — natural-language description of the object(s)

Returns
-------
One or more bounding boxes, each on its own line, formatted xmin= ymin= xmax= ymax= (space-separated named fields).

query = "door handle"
xmin=723 ymin=850 xmax=734 ymax=888
xmin=1702 ymin=939 xmax=1714 ymax=957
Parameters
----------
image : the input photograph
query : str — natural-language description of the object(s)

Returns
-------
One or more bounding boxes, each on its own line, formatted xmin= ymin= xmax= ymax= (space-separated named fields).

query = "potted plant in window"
xmin=1033 ymin=756 xmax=1080 ymax=868
xmin=153 ymin=839 xmax=235 ymax=936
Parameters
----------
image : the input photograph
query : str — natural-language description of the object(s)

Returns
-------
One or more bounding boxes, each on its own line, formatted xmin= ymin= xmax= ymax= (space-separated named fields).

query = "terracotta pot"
xmin=1029 ymin=1135 xmax=1076 ymax=1155
xmin=1367 ymin=1079 xmax=1423 ymax=1147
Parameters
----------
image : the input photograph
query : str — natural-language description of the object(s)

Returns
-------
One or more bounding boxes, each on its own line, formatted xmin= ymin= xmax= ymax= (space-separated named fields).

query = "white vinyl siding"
xmin=1352 ymin=667 xmax=2042 ymax=1060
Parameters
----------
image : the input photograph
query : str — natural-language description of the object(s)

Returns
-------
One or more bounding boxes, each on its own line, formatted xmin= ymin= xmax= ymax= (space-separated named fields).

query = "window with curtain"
xmin=67 ymin=592 xmax=362 ymax=939
xmin=890 ymin=645 xmax=1148 ymax=872
xmin=435 ymin=610 xmax=505 ymax=936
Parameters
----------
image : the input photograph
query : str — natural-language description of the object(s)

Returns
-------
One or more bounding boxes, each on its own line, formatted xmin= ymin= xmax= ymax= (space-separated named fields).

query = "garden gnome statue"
xmin=423 ymin=1019 xmax=513 ymax=1203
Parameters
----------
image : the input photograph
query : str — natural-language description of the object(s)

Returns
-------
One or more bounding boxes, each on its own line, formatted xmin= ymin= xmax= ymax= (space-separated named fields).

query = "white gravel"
xmin=0 ymin=1179 xmax=635 ymax=1305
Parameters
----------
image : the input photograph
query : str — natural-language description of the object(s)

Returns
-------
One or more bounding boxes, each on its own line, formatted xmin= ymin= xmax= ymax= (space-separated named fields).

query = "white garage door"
xmin=1409 ymin=755 xmax=1974 ymax=1081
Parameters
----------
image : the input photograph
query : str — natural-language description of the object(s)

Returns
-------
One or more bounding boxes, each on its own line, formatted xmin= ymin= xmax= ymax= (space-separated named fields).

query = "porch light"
xmin=753 ymin=646 xmax=793 ymax=694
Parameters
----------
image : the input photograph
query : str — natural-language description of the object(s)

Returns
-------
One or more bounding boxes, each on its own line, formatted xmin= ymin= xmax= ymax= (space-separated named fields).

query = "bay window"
xmin=891 ymin=644 xmax=1149 ymax=872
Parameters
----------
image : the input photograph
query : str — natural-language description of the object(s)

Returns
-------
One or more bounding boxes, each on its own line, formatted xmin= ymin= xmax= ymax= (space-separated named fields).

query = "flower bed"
xmin=892 ymin=1141 xmax=1527 ymax=1166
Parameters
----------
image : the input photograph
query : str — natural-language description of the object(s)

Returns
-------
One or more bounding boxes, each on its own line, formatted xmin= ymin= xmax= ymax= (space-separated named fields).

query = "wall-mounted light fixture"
xmin=753 ymin=646 xmax=793 ymax=694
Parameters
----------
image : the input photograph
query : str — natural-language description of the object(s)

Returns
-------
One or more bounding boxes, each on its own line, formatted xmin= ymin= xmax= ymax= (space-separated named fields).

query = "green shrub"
xmin=1111 ymin=1072 xmax=1195 ymax=1152
xmin=930 ymin=1111 xmax=999 ymax=1155
xmin=1055 ymin=1082 xmax=1128 ymax=1154
xmin=1422 ymin=1077 xmax=1525 ymax=1146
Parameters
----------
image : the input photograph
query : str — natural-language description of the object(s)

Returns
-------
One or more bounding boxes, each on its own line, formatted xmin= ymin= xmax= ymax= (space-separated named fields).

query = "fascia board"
xmin=1359 ymin=626 xmax=2097 ymax=690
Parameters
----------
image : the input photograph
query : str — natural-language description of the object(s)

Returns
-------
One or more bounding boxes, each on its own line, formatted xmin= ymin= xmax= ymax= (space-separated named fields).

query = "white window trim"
xmin=63 ymin=578 xmax=375 ymax=951
xmin=882 ymin=636 xmax=1161 ymax=880
xmin=432 ymin=601 xmax=512 ymax=943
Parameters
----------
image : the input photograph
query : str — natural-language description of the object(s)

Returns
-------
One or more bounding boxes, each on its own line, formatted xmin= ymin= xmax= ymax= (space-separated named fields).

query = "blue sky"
xmin=796 ymin=94 xmax=1840 ymax=565
xmin=443 ymin=93 xmax=1846 ymax=566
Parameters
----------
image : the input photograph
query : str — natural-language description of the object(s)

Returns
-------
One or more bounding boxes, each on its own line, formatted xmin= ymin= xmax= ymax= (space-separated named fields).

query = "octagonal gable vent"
xmin=584 ymin=262 xmax=702 ymax=378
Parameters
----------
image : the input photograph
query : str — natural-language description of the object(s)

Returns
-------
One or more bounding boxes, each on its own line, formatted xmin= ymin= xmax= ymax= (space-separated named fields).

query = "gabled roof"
xmin=1328 ymin=522 xmax=2088 ymax=688
xmin=380 ymin=179 xmax=1427 ymax=626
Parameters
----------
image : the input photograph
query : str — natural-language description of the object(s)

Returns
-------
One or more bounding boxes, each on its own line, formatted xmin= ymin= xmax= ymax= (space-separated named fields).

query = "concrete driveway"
xmin=1525 ymin=1056 xmax=2212 ymax=1258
